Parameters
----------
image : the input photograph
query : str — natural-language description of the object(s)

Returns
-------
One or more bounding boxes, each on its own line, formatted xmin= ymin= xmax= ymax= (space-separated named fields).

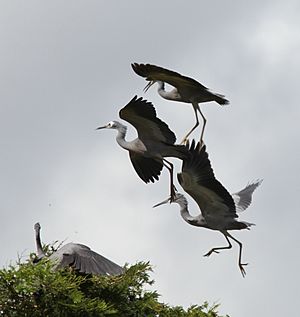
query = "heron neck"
xmin=157 ymin=81 xmax=179 ymax=101
xmin=157 ymin=81 xmax=167 ymax=96
xmin=116 ymin=125 xmax=130 ymax=150
xmin=35 ymin=230 xmax=45 ymax=258
xmin=179 ymin=204 xmax=196 ymax=224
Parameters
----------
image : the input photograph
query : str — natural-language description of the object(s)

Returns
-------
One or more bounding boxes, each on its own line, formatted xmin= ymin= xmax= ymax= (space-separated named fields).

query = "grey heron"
xmin=34 ymin=223 xmax=124 ymax=276
xmin=154 ymin=141 xmax=262 ymax=277
xmin=97 ymin=95 xmax=188 ymax=201
xmin=131 ymin=63 xmax=229 ymax=145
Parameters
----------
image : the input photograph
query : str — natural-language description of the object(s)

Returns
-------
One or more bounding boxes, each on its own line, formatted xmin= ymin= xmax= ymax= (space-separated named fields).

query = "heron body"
xmin=97 ymin=95 xmax=188 ymax=200
xmin=34 ymin=223 xmax=124 ymax=276
xmin=154 ymin=141 xmax=262 ymax=277
xmin=131 ymin=63 xmax=229 ymax=144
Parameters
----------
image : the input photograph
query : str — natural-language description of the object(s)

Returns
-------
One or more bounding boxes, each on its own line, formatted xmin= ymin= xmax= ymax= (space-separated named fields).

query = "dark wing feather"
xmin=178 ymin=140 xmax=236 ymax=216
xmin=119 ymin=95 xmax=176 ymax=144
xmin=52 ymin=243 xmax=124 ymax=276
xmin=132 ymin=63 xmax=207 ymax=90
xmin=129 ymin=151 xmax=163 ymax=183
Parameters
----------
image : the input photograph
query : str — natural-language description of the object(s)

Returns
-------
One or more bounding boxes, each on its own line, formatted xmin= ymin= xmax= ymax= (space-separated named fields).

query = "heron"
xmin=131 ymin=63 xmax=229 ymax=145
xmin=96 ymin=95 xmax=188 ymax=201
xmin=34 ymin=222 xmax=124 ymax=276
xmin=154 ymin=141 xmax=262 ymax=277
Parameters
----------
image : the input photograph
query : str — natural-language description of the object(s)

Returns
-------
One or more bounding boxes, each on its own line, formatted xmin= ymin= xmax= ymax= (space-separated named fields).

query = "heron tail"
xmin=214 ymin=93 xmax=229 ymax=105
xmin=165 ymin=144 xmax=189 ymax=160
xmin=230 ymin=221 xmax=255 ymax=230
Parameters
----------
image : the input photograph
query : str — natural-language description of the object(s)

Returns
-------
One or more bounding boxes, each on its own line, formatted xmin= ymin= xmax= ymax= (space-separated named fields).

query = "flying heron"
xmin=131 ymin=63 xmax=229 ymax=145
xmin=34 ymin=222 xmax=124 ymax=276
xmin=154 ymin=141 xmax=262 ymax=277
xmin=97 ymin=95 xmax=188 ymax=201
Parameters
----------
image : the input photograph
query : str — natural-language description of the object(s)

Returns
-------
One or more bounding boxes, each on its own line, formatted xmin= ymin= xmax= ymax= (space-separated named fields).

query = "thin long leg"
xmin=227 ymin=232 xmax=248 ymax=278
xmin=162 ymin=158 xmax=176 ymax=201
xmin=179 ymin=103 xmax=200 ymax=145
xmin=197 ymin=106 xmax=207 ymax=147
xmin=203 ymin=233 xmax=232 ymax=257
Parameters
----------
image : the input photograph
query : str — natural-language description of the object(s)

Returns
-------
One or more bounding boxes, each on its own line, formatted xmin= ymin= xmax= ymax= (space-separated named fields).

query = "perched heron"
xmin=97 ymin=95 xmax=187 ymax=200
xmin=154 ymin=141 xmax=262 ymax=277
xmin=131 ymin=63 xmax=229 ymax=145
xmin=34 ymin=223 xmax=124 ymax=276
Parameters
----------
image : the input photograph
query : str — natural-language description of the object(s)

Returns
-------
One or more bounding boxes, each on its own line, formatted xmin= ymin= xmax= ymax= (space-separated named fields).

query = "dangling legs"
xmin=162 ymin=158 xmax=176 ymax=201
xmin=227 ymin=232 xmax=248 ymax=278
xmin=197 ymin=106 xmax=206 ymax=148
xmin=203 ymin=233 xmax=232 ymax=257
xmin=180 ymin=103 xmax=200 ymax=145
xmin=180 ymin=103 xmax=206 ymax=147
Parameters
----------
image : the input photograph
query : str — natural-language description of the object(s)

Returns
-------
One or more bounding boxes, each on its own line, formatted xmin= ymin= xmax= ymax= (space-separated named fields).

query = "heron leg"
xmin=203 ymin=233 xmax=232 ymax=257
xmin=179 ymin=103 xmax=200 ymax=145
xmin=197 ymin=106 xmax=207 ymax=148
xmin=162 ymin=159 xmax=176 ymax=201
xmin=227 ymin=232 xmax=248 ymax=278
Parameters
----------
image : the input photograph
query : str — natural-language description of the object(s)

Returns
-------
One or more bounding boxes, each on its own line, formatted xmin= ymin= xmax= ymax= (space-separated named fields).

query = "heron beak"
xmin=143 ymin=81 xmax=155 ymax=93
xmin=152 ymin=197 xmax=171 ymax=208
xmin=96 ymin=125 xmax=107 ymax=130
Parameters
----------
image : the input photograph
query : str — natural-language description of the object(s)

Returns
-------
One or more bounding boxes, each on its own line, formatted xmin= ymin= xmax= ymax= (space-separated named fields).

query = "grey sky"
xmin=1 ymin=1 xmax=299 ymax=316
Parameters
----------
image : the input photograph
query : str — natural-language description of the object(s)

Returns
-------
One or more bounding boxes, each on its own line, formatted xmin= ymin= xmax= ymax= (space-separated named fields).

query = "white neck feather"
xmin=35 ymin=228 xmax=45 ymax=258
xmin=179 ymin=204 xmax=197 ymax=224
xmin=115 ymin=125 xmax=130 ymax=149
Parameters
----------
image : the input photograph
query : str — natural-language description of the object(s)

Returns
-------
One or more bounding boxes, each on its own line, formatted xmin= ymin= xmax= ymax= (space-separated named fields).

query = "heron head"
xmin=96 ymin=121 xmax=121 ymax=130
xmin=143 ymin=80 xmax=156 ymax=93
xmin=153 ymin=192 xmax=187 ymax=208
xmin=34 ymin=222 xmax=41 ymax=232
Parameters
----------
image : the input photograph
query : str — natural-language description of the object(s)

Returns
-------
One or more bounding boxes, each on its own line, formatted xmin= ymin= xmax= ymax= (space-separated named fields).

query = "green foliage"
xmin=0 ymin=252 xmax=229 ymax=317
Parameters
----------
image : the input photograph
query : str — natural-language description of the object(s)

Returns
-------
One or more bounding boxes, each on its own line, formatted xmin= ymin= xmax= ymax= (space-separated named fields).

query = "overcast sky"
xmin=1 ymin=1 xmax=300 ymax=316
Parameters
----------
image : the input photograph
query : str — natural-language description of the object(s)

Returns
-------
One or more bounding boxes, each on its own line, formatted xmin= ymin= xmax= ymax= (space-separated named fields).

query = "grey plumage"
xmin=154 ymin=141 xmax=261 ymax=277
xmin=97 ymin=95 xmax=188 ymax=200
xmin=132 ymin=63 xmax=229 ymax=144
xmin=232 ymin=180 xmax=263 ymax=213
xmin=34 ymin=223 xmax=124 ymax=276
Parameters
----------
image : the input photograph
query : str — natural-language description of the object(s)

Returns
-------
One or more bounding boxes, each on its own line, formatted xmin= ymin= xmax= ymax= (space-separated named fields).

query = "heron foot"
xmin=239 ymin=263 xmax=248 ymax=278
xmin=203 ymin=249 xmax=220 ymax=257
xmin=179 ymin=137 xmax=189 ymax=145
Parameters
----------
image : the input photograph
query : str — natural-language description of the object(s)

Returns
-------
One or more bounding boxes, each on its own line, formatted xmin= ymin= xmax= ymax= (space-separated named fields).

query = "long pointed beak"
xmin=153 ymin=197 xmax=171 ymax=208
xmin=143 ymin=81 xmax=155 ymax=93
xmin=96 ymin=125 xmax=107 ymax=130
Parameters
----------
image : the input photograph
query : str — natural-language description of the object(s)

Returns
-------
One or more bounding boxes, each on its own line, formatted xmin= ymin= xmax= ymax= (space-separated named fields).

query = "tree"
xmin=0 ymin=248 xmax=229 ymax=317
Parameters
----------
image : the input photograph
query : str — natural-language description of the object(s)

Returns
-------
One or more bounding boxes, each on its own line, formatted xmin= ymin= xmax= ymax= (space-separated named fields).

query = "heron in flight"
xmin=97 ymin=95 xmax=187 ymax=201
xmin=154 ymin=141 xmax=262 ymax=277
xmin=34 ymin=223 xmax=124 ymax=276
xmin=131 ymin=63 xmax=229 ymax=145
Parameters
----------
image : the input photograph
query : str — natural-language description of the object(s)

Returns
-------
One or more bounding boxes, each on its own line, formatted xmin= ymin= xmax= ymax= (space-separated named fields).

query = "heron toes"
xmin=239 ymin=263 xmax=248 ymax=278
xmin=203 ymin=249 xmax=220 ymax=257
xmin=179 ymin=138 xmax=189 ymax=145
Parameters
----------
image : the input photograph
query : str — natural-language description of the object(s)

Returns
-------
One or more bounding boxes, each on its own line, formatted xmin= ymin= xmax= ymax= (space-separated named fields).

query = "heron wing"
xmin=232 ymin=180 xmax=262 ymax=212
xmin=129 ymin=151 xmax=163 ymax=183
xmin=119 ymin=95 xmax=176 ymax=144
xmin=132 ymin=63 xmax=207 ymax=91
xmin=178 ymin=140 xmax=237 ymax=220
xmin=51 ymin=243 xmax=124 ymax=276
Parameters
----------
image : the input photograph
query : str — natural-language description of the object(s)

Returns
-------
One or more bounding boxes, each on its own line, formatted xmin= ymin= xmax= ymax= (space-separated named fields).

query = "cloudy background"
xmin=1 ymin=1 xmax=299 ymax=316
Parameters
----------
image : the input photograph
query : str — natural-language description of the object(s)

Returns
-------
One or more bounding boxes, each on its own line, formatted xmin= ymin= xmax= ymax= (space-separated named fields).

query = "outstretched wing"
xmin=129 ymin=151 xmax=163 ymax=183
xmin=232 ymin=180 xmax=263 ymax=212
xmin=132 ymin=63 xmax=207 ymax=90
xmin=51 ymin=243 xmax=124 ymax=276
xmin=177 ymin=140 xmax=236 ymax=220
xmin=119 ymin=95 xmax=176 ymax=144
